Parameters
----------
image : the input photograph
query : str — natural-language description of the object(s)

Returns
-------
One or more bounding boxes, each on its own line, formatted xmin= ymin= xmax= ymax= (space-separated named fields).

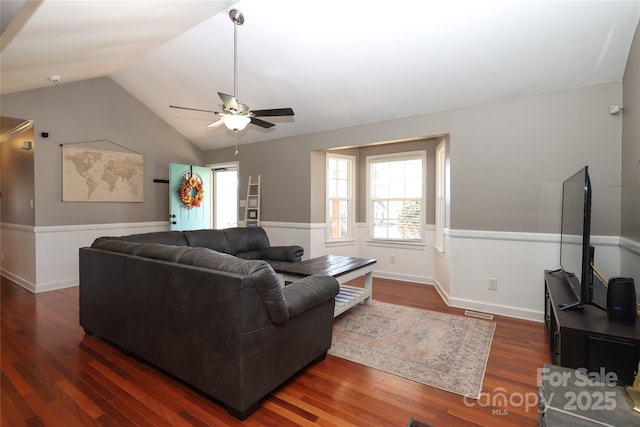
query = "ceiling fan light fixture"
xmin=224 ymin=114 xmax=251 ymax=131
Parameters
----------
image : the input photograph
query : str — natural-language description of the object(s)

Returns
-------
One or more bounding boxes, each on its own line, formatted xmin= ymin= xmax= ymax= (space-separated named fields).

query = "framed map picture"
xmin=62 ymin=145 xmax=144 ymax=202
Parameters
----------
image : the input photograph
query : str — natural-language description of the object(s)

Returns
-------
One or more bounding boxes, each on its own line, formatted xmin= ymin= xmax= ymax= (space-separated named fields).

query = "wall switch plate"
xmin=488 ymin=278 xmax=498 ymax=291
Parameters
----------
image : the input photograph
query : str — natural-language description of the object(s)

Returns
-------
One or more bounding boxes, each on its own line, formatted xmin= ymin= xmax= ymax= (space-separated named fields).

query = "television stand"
xmin=558 ymin=302 xmax=583 ymax=311
xmin=544 ymin=270 xmax=640 ymax=385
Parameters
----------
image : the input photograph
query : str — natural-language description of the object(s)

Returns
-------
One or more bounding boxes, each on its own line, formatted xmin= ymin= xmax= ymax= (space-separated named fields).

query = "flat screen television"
xmin=559 ymin=166 xmax=592 ymax=309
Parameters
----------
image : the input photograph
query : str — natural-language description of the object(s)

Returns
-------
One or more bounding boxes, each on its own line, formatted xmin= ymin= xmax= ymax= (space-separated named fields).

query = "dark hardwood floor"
xmin=1 ymin=275 xmax=550 ymax=426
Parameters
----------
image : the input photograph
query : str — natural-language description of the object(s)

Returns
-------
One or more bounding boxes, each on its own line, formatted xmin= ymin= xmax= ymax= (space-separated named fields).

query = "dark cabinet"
xmin=544 ymin=270 xmax=640 ymax=385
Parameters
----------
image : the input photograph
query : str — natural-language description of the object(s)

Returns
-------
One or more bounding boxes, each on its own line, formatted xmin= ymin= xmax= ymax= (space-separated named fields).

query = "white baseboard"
xmin=447 ymin=296 xmax=544 ymax=323
xmin=373 ymin=270 xmax=433 ymax=285
xmin=430 ymin=277 xmax=543 ymax=322
xmin=1 ymin=269 xmax=37 ymax=293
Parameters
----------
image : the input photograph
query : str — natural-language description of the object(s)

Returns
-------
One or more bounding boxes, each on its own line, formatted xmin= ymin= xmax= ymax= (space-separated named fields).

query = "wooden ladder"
xmin=244 ymin=175 xmax=261 ymax=226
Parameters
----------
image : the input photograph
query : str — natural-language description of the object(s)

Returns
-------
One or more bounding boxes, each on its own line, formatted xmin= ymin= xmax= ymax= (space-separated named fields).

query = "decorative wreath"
xmin=178 ymin=173 xmax=205 ymax=208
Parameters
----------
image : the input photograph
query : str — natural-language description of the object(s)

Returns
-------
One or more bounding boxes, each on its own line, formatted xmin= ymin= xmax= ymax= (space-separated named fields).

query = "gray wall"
xmin=622 ymin=20 xmax=640 ymax=242
xmin=1 ymin=75 xmax=624 ymax=237
xmin=0 ymin=77 xmax=202 ymax=226
xmin=205 ymin=82 xmax=623 ymax=236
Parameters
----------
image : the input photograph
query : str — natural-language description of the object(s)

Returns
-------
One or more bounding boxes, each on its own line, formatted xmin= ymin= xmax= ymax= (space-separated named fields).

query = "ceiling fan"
xmin=169 ymin=9 xmax=294 ymax=132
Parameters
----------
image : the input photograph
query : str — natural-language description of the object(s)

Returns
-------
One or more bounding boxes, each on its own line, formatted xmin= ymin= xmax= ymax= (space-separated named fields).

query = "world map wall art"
xmin=62 ymin=145 xmax=144 ymax=202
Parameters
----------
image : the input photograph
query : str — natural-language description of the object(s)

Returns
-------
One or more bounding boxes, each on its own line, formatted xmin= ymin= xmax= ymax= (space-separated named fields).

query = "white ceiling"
xmin=1 ymin=0 xmax=639 ymax=151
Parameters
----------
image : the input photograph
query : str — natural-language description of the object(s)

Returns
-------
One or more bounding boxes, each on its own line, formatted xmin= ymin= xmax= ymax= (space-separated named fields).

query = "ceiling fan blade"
xmin=169 ymin=105 xmax=218 ymax=114
xmin=206 ymin=118 xmax=225 ymax=128
xmin=252 ymin=108 xmax=294 ymax=117
xmin=218 ymin=92 xmax=239 ymax=110
xmin=250 ymin=117 xmax=275 ymax=129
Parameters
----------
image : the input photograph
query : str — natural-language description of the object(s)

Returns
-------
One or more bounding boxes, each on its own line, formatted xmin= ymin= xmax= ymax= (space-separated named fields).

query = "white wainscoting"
xmin=270 ymin=221 xmax=626 ymax=322
xmin=1 ymin=221 xmax=169 ymax=293
xmin=439 ymin=230 xmax=622 ymax=322
xmin=620 ymin=237 xmax=640 ymax=294
xmin=260 ymin=222 xmax=316 ymax=259
xmin=1 ymin=224 xmax=36 ymax=291
xmin=4 ymin=220 xmax=634 ymax=322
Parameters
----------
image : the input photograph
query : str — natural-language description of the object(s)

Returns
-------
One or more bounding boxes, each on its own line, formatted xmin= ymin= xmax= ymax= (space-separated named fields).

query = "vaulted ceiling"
xmin=1 ymin=1 xmax=639 ymax=151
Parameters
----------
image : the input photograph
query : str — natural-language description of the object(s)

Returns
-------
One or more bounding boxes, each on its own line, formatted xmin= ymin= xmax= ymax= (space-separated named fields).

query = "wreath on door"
xmin=178 ymin=172 xmax=205 ymax=208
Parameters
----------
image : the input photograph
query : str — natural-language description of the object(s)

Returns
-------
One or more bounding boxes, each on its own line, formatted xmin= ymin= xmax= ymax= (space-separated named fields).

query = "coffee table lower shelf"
xmin=273 ymin=255 xmax=376 ymax=318
xmin=334 ymin=285 xmax=371 ymax=317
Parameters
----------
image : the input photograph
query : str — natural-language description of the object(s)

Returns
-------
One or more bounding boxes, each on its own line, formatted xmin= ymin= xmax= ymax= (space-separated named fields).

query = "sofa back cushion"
xmin=119 ymin=231 xmax=188 ymax=246
xmin=224 ymin=227 xmax=270 ymax=256
xmin=183 ymin=229 xmax=231 ymax=254
xmin=177 ymin=247 xmax=289 ymax=324
xmin=136 ymin=244 xmax=192 ymax=262
xmin=91 ymin=239 xmax=146 ymax=255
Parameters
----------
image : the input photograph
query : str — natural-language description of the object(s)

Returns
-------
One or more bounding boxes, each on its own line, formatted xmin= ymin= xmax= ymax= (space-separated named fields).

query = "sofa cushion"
xmin=183 ymin=229 xmax=231 ymax=254
xmin=91 ymin=239 xmax=146 ymax=255
xmin=260 ymin=245 xmax=304 ymax=262
xmin=283 ymin=275 xmax=340 ymax=318
xmin=224 ymin=227 xmax=270 ymax=256
xmin=120 ymin=231 xmax=188 ymax=246
xmin=177 ymin=247 xmax=246 ymax=271
xmin=177 ymin=247 xmax=289 ymax=324
xmin=234 ymin=250 xmax=262 ymax=260
xmin=136 ymin=243 xmax=192 ymax=262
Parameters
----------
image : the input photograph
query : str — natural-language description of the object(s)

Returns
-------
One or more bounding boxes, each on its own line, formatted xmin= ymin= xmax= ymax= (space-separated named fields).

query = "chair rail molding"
xmin=1 ymin=221 xmax=169 ymax=293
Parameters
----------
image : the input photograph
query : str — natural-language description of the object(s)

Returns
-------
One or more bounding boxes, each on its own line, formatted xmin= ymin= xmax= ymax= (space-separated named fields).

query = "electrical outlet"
xmin=390 ymin=255 xmax=396 ymax=264
xmin=488 ymin=278 xmax=497 ymax=291
xmin=1 ymin=252 xmax=4 ymax=261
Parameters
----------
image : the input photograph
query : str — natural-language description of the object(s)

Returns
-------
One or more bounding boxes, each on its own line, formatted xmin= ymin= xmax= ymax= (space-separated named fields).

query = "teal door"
xmin=170 ymin=163 xmax=211 ymax=231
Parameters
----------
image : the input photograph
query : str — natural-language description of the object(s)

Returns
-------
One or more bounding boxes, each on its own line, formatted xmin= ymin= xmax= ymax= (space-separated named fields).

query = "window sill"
xmin=365 ymin=239 xmax=426 ymax=250
xmin=325 ymin=239 xmax=356 ymax=247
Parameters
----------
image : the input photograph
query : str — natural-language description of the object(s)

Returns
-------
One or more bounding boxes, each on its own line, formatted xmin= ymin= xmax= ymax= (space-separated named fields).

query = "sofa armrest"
xmin=283 ymin=275 xmax=340 ymax=318
xmin=260 ymin=245 xmax=304 ymax=262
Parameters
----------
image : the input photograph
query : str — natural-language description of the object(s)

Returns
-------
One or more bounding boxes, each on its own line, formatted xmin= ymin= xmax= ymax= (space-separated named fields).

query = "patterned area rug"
xmin=329 ymin=300 xmax=495 ymax=399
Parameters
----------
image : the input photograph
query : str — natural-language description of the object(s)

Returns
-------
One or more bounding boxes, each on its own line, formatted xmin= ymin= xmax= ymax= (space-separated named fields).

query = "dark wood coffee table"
xmin=274 ymin=255 xmax=377 ymax=317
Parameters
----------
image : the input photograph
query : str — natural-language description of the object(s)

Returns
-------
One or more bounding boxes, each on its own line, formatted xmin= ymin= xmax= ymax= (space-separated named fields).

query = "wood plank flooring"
xmin=1 ymin=276 xmax=550 ymax=426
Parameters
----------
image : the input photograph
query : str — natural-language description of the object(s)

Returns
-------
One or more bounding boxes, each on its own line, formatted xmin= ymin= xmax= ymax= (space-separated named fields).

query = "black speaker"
xmin=607 ymin=277 xmax=637 ymax=325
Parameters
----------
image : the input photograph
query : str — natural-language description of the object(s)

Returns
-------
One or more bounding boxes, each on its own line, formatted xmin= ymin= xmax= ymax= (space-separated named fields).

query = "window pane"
xmin=328 ymin=159 xmax=337 ymax=178
xmin=337 ymin=160 xmax=349 ymax=179
xmin=388 ymin=178 xmax=405 ymax=198
xmin=405 ymin=177 xmax=422 ymax=198
xmin=327 ymin=154 xmax=355 ymax=240
xmin=368 ymin=152 xmax=424 ymax=241
xmin=405 ymin=159 xmax=422 ymax=177
xmin=329 ymin=219 xmax=340 ymax=237
xmin=337 ymin=180 xmax=348 ymax=198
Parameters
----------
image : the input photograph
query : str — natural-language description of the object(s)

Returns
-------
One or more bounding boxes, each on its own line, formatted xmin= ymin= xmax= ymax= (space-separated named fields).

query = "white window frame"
xmin=435 ymin=141 xmax=446 ymax=252
xmin=326 ymin=153 xmax=356 ymax=242
xmin=366 ymin=150 xmax=426 ymax=244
